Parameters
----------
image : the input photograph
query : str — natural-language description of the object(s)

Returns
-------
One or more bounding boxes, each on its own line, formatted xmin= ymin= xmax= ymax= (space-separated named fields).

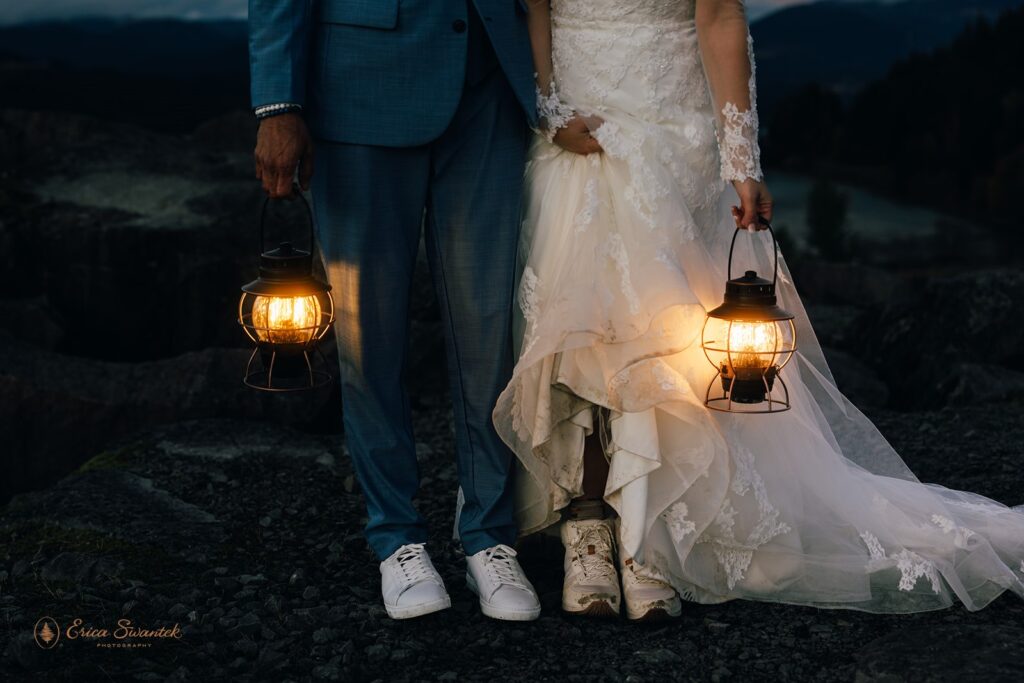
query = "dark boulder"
xmin=859 ymin=269 xmax=1024 ymax=408
xmin=0 ymin=336 xmax=333 ymax=502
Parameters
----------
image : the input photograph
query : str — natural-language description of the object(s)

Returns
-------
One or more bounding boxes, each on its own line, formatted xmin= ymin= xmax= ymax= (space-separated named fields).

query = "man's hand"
xmin=731 ymin=178 xmax=773 ymax=231
xmin=552 ymin=115 xmax=603 ymax=155
xmin=255 ymin=113 xmax=314 ymax=198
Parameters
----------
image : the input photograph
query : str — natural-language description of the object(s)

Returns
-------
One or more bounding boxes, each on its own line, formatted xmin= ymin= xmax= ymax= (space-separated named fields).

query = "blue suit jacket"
xmin=249 ymin=0 xmax=537 ymax=147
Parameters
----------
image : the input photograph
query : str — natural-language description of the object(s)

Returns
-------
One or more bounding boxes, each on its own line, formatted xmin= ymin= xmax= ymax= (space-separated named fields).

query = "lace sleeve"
xmin=536 ymin=78 xmax=574 ymax=143
xmin=526 ymin=1 xmax=575 ymax=142
xmin=717 ymin=33 xmax=763 ymax=183
xmin=697 ymin=1 xmax=764 ymax=183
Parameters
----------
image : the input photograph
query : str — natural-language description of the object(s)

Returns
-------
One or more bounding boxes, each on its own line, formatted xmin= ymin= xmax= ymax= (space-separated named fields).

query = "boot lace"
xmin=573 ymin=524 xmax=617 ymax=581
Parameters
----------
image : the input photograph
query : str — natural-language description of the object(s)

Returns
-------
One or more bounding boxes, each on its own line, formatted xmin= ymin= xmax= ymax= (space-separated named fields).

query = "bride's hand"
xmin=731 ymin=178 xmax=773 ymax=231
xmin=553 ymin=115 xmax=603 ymax=155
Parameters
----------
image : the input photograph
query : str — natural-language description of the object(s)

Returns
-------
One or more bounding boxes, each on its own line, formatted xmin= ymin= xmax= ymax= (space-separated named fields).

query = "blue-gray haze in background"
xmin=0 ymin=0 xmax=804 ymax=24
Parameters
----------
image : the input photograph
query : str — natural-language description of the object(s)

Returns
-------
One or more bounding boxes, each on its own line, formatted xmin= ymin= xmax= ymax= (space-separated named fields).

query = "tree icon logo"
xmin=34 ymin=616 xmax=60 ymax=650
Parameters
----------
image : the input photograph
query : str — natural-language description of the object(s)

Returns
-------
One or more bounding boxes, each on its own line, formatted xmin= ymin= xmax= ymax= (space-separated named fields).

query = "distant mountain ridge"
xmin=0 ymin=17 xmax=247 ymax=77
xmin=0 ymin=18 xmax=248 ymax=132
xmin=751 ymin=0 xmax=1024 ymax=109
xmin=0 ymin=0 xmax=1021 ymax=130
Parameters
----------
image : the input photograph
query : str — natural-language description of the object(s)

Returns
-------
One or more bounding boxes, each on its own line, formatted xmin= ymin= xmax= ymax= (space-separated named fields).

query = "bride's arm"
xmin=696 ymin=0 xmax=773 ymax=229
xmin=525 ymin=1 xmax=601 ymax=154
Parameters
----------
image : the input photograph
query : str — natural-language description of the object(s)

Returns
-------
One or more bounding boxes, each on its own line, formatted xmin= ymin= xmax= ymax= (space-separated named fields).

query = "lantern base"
xmin=705 ymin=368 xmax=790 ymax=414
xmin=243 ymin=346 xmax=332 ymax=392
xmin=721 ymin=365 xmax=777 ymax=404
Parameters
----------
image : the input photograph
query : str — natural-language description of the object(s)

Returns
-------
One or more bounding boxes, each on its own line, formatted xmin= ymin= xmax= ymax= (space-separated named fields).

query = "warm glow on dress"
xmin=251 ymin=295 xmax=322 ymax=344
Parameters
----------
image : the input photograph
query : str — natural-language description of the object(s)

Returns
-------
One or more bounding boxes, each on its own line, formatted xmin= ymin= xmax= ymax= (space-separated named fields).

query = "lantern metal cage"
xmin=238 ymin=192 xmax=335 ymax=392
xmin=701 ymin=221 xmax=797 ymax=414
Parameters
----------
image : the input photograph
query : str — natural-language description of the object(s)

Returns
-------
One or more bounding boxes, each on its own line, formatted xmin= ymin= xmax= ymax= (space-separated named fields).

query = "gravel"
xmin=1 ymin=403 xmax=1023 ymax=682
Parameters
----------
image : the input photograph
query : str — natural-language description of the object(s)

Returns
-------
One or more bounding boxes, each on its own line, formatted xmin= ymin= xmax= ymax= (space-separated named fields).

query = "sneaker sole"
xmin=384 ymin=595 xmax=452 ymax=620
xmin=465 ymin=573 xmax=541 ymax=621
xmin=626 ymin=600 xmax=682 ymax=622
xmin=563 ymin=599 xmax=620 ymax=618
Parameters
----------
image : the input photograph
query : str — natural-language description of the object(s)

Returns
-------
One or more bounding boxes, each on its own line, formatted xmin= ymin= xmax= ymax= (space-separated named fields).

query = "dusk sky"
xmin=0 ymin=0 xmax=812 ymax=24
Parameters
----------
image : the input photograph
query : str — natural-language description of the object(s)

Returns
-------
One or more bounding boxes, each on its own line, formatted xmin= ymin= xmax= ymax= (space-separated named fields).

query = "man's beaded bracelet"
xmin=254 ymin=103 xmax=303 ymax=120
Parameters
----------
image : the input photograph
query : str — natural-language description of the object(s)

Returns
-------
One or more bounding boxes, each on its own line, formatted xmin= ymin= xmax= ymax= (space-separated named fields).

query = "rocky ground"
xmin=2 ymin=399 xmax=1024 ymax=682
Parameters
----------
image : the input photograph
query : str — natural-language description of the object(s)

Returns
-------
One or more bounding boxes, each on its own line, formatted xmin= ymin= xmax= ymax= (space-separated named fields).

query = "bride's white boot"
xmin=615 ymin=518 xmax=682 ymax=621
xmin=560 ymin=517 xmax=621 ymax=617
xmin=619 ymin=556 xmax=682 ymax=621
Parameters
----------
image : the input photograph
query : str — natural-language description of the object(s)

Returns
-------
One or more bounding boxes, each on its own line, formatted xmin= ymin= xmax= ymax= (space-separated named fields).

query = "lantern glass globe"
xmin=726 ymin=319 xmax=780 ymax=374
xmin=702 ymin=316 xmax=794 ymax=376
xmin=250 ymin=294 xmax=323 ymax=345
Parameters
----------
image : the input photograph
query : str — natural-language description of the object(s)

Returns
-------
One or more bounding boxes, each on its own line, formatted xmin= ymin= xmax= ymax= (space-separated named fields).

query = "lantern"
xmin=238 ymin=192 xmax=334 ymax=391
xmin=701 ymin=223 xmax=796 ymax=413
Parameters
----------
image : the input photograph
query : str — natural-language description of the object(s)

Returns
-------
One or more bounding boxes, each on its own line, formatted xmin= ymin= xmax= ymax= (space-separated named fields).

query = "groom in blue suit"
xmin=248 ymin=0 xmax=542 ymax=620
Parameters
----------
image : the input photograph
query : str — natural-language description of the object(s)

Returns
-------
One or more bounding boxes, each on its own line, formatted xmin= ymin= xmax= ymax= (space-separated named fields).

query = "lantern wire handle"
xmin=259 ymin=183 xmax=316 ymax=257
xmin=726 ymin=216 xmax=779 ymax=287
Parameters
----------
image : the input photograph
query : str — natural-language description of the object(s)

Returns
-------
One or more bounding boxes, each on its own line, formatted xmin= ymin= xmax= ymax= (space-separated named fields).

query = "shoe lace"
xmin=574 ymin=524 xmax=616 ymax=581
xmin=481 ymin=544 xmax=530 ymax=592
xmin=393 ymin=543 xmax=434 ymax=587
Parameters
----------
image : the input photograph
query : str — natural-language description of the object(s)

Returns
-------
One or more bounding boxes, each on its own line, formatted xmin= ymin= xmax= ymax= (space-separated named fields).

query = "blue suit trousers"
xmin=311 ymin=66 xmax=528 ymax=560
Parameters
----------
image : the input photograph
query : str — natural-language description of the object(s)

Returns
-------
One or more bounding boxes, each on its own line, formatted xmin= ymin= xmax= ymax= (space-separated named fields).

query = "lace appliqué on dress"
xmin=931 ymin=514 xmax=976 ymax=549
xmin=859 ymin=530 xmax=887 ymax=565
xmin=662 ymin=501 xmax=697 ymax=541
xmin=605 ymin=233 xmax=642 ymax=315
xmin=858 ymin=530 xmax=942 ymax=593
xmin=574 ymin=179 xmax=600 ymax=234
xmin=518 ymin=266 xmax=542 ymax=359
xmin=695 ymin=444 xmax=791 ymax=589
xmin=717 ymin=33 xmax=763 ymax=183
xmin=518 ymin=266 xmax=541 ymax=326
xmin=893 ymin=550 xmax=943 ymax=593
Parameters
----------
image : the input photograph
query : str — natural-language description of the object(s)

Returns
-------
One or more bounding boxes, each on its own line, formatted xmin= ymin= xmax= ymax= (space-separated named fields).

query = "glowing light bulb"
xmin=728 ymin=321 xmax=778 ymax=373
xmin=251 ymin=295 xmax=322 ymax=344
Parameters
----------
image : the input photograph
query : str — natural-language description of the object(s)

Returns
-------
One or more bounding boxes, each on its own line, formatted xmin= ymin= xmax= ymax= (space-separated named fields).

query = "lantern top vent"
xmin=706 ymin=224 xmax=794 ymax=322
xmin=241 ymin=192 xmax=331 ymax=297
xmin=259 ymin=241 xmax=312 ymax=281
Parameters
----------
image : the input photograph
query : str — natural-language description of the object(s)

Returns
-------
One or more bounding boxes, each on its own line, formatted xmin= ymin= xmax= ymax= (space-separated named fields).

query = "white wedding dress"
xmin=491 ymin=0 xmax=1024 ymax=612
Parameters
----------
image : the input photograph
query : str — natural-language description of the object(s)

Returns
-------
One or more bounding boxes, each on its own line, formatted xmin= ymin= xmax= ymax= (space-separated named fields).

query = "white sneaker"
xmin=465 ymin=544 xmax=541 ymax=621
xmin=380 ymin=543 xmax=451 ymax=620
xmin=620 ymin=556 xmax=682 ymax=621
xmin=560 ymin=518 xmax=620 ymax=617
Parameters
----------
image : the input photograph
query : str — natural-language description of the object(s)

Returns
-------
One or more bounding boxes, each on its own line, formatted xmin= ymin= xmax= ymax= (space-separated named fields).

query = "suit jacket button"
xmin=452 ymin=19 xmax=467 ymax=33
